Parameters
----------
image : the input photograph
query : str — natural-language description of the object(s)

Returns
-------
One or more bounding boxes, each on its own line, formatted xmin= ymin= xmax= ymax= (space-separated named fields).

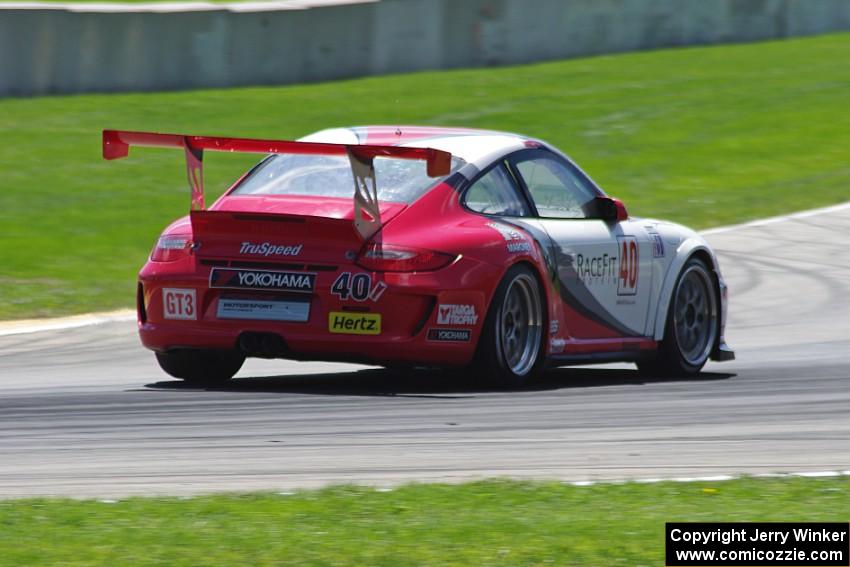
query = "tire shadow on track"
xmin=144 ymin=367 xmax=735 ymax=398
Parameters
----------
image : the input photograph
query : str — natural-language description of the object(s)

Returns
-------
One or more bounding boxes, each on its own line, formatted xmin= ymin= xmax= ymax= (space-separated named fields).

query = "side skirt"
xmin=545 ymin=350 xmax=656 ymax=367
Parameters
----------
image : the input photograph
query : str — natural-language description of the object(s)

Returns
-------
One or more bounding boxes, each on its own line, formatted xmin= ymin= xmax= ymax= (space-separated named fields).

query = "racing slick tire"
xmin=638 ymin=257 xmax=718 ymax=376
xmin=155 ymin=349 xmax=245 ymax=385
xmin=475 ymin=264 xmax=545 ymax=387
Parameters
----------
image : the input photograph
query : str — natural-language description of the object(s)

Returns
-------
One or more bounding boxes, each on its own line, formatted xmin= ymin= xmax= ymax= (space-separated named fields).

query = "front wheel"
xmin=475 ymin=265 xmax=544 ymax=387
xmin=155 ymin=349 xmax=245 ymax=385
xmin=638 ymin=258 xmax=718 ymax=376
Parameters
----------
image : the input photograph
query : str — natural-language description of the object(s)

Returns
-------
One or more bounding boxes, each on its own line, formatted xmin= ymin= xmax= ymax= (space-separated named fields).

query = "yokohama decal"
xmin=210 ymin=268 xmax=316 ymax=293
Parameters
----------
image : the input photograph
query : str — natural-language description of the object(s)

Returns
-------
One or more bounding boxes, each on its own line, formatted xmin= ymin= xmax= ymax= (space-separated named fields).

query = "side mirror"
xmin=592 ymin=196 xmax=629 ymax=223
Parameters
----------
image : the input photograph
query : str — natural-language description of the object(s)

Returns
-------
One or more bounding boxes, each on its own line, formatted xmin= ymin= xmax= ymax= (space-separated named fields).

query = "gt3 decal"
xmin=328 ymin=312 xmax=381 ymax=335
xmin=617 ymin=236 xmax=638 ymax=296
xmin=437 ymin=304 xmax=479 ymax=325
xmin=427 ymin=328 xmax=471 ymax=342
xmin=163 ymin=288 xmax=197 ymax=320
xmin=331 ymin=272 xmax=387 ymax=302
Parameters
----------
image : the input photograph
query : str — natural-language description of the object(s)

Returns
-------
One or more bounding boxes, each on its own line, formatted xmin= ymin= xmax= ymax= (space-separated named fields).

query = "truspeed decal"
xmin=487 ymin=222 xmax=532 ymax=254
xmin=437 ymin=304 xmax=479 ymax=326
xmin=210 ymin=268 xmax=316 ymax=293
xmin=239 ymin=241 xmax=303 ymax=257
xmin=427 ymin=328 xmax=471 ymax=342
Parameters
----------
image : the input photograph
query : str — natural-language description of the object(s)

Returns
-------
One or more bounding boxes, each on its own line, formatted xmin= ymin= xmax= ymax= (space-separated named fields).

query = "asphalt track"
xmin=1 ymin=205 xmax=848 ymax=498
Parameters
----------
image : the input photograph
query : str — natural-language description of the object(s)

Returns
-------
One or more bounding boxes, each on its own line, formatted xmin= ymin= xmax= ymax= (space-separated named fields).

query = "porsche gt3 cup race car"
xmin=103 ymin=125 xmax=734 ymax=386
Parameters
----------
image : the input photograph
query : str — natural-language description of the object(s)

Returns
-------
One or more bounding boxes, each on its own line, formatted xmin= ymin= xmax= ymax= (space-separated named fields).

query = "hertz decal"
xmin=328 ymin=312 xmax=381 ymax=335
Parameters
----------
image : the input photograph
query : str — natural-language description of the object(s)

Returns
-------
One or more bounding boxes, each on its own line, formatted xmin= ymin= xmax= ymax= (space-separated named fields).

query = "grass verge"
xmin=1 ymin=477 xmax=848 ymax=566
xmin=1 ymin=34 xmax=849 ymax=319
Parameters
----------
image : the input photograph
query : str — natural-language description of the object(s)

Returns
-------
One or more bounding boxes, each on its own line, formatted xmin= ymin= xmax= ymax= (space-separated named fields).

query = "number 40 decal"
xmin=331 ymin=272 xmax=388 ymax=302
xmin=617 ymin=236 xmax=638 ymax=296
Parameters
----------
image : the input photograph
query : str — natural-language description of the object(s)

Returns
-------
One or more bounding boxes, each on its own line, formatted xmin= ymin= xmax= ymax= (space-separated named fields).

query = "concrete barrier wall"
xmin=2 ymin=0 xmax=850 ymax=97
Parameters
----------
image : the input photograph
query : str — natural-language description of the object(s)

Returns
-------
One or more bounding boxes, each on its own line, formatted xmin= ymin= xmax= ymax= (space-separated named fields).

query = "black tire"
xmin=638 ymin=258 xmax=719 ymax=376
xmin=474 ymin=264 xmax=545 ymax=387
xmin=155 ymin=349 xmax=245 ymax=385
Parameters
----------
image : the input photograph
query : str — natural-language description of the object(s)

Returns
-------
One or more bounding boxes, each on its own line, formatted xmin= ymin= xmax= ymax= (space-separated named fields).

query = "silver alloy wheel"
xmin=672 ymin=264 xmax=718 ymax=367
xmin=497 ymin=273 xmax=543 ymax=376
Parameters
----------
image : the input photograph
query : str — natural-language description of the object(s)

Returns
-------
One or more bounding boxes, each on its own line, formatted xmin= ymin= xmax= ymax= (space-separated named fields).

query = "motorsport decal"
xmin=487 ymin=222 xmax=532 ymax=254
xmin=163 ymin=288 xmax=197 ymax=320
xmin=427 ymin=328 xmax=471 ymax=342
xmin=331 ymin=272 xmax=387 ymax=302
xmin=437 ymin=304 xmax=479 ymax=326
xmin=617 ymin=236 xmax=638 ymax=296
xmin=328 ymin=312 xmax=381 ymax=335
xmin=239 ymin=241 xmax=303 ymax=257
xmin=209 ymin=268 xmax=316 ymax=293
xmin=217 ymin=298 xmax=310 ymax=322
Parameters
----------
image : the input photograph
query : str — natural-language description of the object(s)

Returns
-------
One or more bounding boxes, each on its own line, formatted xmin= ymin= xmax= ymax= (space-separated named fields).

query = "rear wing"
xmin=102 ymin=129 xmax=452 ymax=240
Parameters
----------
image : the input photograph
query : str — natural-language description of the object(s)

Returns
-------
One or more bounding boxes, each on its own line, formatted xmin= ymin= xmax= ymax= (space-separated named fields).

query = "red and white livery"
xmin=104 ymin=125 xmax=734 ymax=385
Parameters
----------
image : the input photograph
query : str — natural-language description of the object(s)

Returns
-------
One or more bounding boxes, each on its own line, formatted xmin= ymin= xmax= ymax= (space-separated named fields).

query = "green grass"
xmin=0 ymin=477 xmax=848 ymax=566
xmin=1 ymin=33 xmax=849 ymax=320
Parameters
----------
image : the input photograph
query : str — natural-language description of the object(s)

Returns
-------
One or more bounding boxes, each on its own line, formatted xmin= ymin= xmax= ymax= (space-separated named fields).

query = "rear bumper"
xmin=137 ymin=255 xmax=501 ymax=367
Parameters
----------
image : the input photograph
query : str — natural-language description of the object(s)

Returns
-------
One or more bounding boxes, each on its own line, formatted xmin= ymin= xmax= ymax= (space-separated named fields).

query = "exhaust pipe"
xmin=238 ymin=332 xmax=288 ymax=358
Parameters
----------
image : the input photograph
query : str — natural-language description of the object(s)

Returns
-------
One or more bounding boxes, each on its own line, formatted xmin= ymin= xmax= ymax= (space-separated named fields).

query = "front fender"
xmin=651 ymin=234 xmax=721 ymax=341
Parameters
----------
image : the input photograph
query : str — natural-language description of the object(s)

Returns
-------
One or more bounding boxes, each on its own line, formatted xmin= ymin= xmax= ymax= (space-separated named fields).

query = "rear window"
xmin=232 ymin=154 xmax=464 ymax=204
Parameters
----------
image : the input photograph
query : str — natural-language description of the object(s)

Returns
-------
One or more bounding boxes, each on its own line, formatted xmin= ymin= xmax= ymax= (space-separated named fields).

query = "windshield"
xmin=232 ymin=153 xmax=464 ymax=204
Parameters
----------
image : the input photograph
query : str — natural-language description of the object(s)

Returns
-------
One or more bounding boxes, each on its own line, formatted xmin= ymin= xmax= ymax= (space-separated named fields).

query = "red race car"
xmin=104 ymin=125 xmax=734 ymax=385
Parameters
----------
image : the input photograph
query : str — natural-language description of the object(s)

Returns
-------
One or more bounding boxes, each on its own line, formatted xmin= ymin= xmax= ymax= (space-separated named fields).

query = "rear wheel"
xmin=155 ymin=349 xmax=245 ymax=385
xmin=475 ymin=265 xmax=544 ymax=387
xmin=638 ymin=258 xmax=718 ymax=376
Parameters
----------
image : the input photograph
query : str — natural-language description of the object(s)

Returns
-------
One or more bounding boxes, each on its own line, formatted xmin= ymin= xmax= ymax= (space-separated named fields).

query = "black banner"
xmin=210 ymin=268 xmax=315 ymax=293
xmin=666 ymin=523 xmax=849 ymax=566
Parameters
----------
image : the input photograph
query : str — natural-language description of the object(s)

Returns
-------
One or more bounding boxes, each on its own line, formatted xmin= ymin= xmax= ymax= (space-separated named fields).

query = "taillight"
xmin=150 ymin=235 xmax=192 ymax=262
xmin=356 ymin=244 xmax=456 ymax=272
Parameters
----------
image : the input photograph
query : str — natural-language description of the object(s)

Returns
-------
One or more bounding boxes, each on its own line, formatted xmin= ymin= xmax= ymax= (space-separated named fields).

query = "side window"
xmin=515 ymin=157 xmax=597 ymax=219
xmin=464 ymin=164 xmax=531 ymax=217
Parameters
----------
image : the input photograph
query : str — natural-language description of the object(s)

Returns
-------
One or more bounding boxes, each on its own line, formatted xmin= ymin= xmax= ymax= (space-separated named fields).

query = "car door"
xmin=508 ymin=150 xmax=654 ymax=341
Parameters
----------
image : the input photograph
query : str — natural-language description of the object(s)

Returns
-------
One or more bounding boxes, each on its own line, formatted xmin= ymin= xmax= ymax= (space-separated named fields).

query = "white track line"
xmin=0 ymin=0 xmax=376 ymax=13
xmin=0 ymin=310 xmax=135 ymax=337
xmin=700 ymin=201 xmax=850 ymax=236
xmin=87 ymin=470 xmax=850 ymax=501
xmin=1 ymin=201 xmax=847 ymax=338
xmin=564 ymin=470 xmax=850 ymax=487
